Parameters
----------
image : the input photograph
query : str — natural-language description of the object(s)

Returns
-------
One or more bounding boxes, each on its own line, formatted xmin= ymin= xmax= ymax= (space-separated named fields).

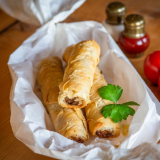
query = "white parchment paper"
xmin=8 ymin=20 xmax=160 ymax=159
xmin=0 ymin=0 xmax=85 ymax=26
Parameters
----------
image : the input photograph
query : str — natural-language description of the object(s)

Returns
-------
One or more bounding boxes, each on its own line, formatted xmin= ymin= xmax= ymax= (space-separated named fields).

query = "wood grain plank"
xmin=0 ymin=0 xmax=160 ymax=160
xmin=0 ymin=9 xmax=17 ymax=32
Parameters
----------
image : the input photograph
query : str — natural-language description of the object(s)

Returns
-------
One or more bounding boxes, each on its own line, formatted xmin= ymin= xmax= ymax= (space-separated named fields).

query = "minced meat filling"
xmin=65 ymin=97 xmax=79 ymax=105
xmin=96 ymin=130 xmax=113 ymax=138
xmin=70 ymin=136 xmax=84 ymax=143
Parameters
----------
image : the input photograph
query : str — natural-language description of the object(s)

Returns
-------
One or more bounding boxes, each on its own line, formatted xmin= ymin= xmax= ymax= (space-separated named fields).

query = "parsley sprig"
xmin=98 ymin=84 xmax=139 ymax=123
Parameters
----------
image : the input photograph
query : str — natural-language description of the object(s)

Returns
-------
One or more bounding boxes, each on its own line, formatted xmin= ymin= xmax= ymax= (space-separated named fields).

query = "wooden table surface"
xmin=0 ymin=0 xmax=160 ymax=159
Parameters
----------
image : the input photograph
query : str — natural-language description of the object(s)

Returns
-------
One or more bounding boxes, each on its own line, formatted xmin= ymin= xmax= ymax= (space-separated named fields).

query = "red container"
xmin=119 ymin=33 xmax=150 ymax=55
xmin=120 ymin=14 xmax=149 ymax=58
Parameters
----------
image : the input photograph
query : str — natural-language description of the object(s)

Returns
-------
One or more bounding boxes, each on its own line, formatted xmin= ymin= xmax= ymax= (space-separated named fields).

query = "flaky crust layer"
xmin=85 ymin=67 xmax=120 ymax=138
xmin=37 ymin=57 xmax=89 ymax=142
xmin=58 ymin=39 xmax=100 ymax=109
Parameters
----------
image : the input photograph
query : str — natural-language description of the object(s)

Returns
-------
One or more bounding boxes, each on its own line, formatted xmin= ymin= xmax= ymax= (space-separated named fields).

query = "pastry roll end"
xmin=88 ymin=116 xmax=120 ymax=138
xmin=85 ymin=67 xmax=120 ymax=138
xmin=59 ymin=39 xmax=100 ymax=109
xmin=47 ymin=104 xmax=89 ymax=143
xmin=58 ymin=90 xmax=88 ymax=109
xmin=37 ymin=57 xmax=89 ymax=143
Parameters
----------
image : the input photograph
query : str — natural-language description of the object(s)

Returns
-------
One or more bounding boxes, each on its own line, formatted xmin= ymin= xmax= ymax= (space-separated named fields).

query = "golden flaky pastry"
xmin=85 ymin=67 xmax=120 ymax=138
xmin=58 ymin=39 xmax=100 ymax=108
xmin=37 ymin=57 xmax=89 ymax=143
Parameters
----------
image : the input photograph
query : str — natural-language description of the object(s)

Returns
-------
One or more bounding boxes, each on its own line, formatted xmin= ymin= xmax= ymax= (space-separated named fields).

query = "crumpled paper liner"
xmin=0 ymin=0 xmax=85 ymax=26
xmin=8 ymin=20 xmax=160 ymax=159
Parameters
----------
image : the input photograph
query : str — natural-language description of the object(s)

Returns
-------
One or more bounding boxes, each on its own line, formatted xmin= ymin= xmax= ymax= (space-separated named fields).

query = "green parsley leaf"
xmin=101 ymin=104 xmax=136 ymax=123
xmin=99 ymin=84 xmax=139 ymax=123
xmin=110 ymin=106 xmax=122 ymax=123
xmin=98 ymin=84 xmax=123 ymax=103
xmin=118 ymin=104 xmax=135 ymax=119
xmin=101 ymin=104 xmax=114 ymax=118
xmin=122 ymin=101 xmax=140 ymax=106
xmin=101 ymin=104 xmax=114 ymax=112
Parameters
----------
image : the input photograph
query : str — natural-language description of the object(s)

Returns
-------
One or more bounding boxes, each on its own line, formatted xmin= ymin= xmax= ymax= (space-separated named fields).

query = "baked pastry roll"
xmin=58 ymin=39 xmax=100 ymax=108
xmin=37 ymin=57 xmax=89 ymax=143
xmin=85 ymin=67 xmax=120 ymax=138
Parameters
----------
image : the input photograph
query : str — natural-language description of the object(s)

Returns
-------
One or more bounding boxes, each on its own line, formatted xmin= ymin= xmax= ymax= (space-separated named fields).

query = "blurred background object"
xmin=102 ymin=1 xmax=126 ymax=42
xmin=144 ymin=51 xmax=160 ymax=86
xmin=119 ymin=14 xmax=150 ymax=58
xmin=0 ymin=9 xmax=16 ymax=32
xmin=0 ymin=0 xmax=85 ymax=26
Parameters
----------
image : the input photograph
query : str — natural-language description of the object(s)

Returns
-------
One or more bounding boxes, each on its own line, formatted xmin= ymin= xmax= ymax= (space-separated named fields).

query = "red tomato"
xmin=158 ymin=77 xmax=160 ymax=91
xmin=144 ymin=51 xmax=160 ymax=84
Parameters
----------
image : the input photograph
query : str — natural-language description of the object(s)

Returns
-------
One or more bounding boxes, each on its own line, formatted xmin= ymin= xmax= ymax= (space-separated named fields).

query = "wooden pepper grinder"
xmin=119 ymin=14 xmax=150 ymax=58
xmin=102 ymin=1 xmax=126 ymax=42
